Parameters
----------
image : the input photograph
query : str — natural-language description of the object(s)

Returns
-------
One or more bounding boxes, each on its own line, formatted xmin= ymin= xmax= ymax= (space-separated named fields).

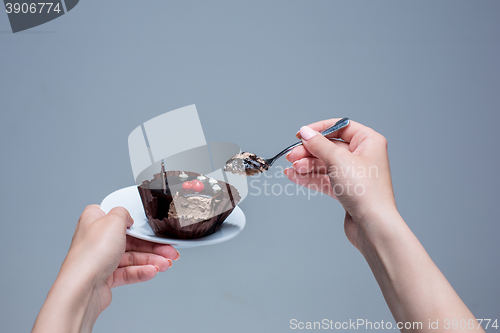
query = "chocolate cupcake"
xmin=137 ymin=170 xmax=241 ymax=239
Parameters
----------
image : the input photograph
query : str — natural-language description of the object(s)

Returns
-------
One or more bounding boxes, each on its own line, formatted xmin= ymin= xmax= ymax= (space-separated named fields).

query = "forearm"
xmin=359 ymin=209 xmax=483 ymax=333
xmin=32 ymin=263 xmax=99 ymax=333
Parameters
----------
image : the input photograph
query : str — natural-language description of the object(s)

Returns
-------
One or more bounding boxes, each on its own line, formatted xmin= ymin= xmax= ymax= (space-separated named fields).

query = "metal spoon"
xmin=224 ymin=118 xmax=350 ymax=176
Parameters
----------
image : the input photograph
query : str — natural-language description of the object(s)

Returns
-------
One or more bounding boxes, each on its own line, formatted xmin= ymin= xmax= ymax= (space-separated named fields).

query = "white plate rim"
xmin=100 ymin=185 xmax=246 ymax=248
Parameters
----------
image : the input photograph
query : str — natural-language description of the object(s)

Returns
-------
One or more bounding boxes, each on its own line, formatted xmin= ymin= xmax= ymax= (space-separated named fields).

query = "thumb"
xmin=299 ymin=126 xmax=345 ymax=167
xmin=107 ymin=206 xmax=134 ymax=230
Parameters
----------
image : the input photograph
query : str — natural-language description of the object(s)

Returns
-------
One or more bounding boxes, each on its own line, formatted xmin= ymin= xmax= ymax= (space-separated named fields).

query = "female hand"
xmin=284 ymin=119 xmax=397 ymax=250
xmin=33 ymin=205 xmax=179 ymax=333
xmin=67 ymin=205 xmax=178 ymax=310
xmin=285 ymin=119 xmax=484 ymax=332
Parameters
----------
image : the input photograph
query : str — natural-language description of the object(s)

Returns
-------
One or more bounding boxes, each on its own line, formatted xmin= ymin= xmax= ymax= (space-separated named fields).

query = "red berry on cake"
xmin=182 ymin=181 xmax=193 ymax=190
xmin=192 ymin=180 xmax=204 ymax=192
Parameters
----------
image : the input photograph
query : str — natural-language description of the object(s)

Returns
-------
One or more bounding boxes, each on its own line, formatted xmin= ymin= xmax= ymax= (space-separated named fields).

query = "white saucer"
xmin=100 ymin=186 xmax=246 ymax=248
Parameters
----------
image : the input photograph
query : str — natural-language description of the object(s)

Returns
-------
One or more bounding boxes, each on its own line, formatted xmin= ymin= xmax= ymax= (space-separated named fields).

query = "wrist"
xmin=353 ymin=208 xmax=428 ymax=294
xmin=32 ymin=254 xmax=101 ymax=333
xmin=61 ymin=243 xmax=109 ymax=289
xmin=353 ymin=206 xmax=409 ymax=258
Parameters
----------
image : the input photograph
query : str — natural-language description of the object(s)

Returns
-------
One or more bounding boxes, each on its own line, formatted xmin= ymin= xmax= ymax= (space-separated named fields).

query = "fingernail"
xmin=284 ymin=168 xmax=291 ymax=177
xmin=295 ymin=131 xmax=301 ymax=139
xmin=167 ymin=259 xmax=172 ymax=268
xmin=292 ymin=160 xmax=299 ymax=169
xmin=300 ymin=126 xmax=317 ymax=141
xmin=285 ymin=152 xmax=291 ymax=162
xmin=174 ymin=250 xmax=180 ymax=261
xmin=154 ymin=265 xmax=160 ymax=273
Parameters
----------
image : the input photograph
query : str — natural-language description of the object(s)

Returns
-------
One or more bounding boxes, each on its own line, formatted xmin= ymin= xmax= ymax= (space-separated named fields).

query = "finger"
xmin=126 ymin=236 xmax=180 ymax=261
xmin=78 ymin=205 xmax=106 ymax=227
xmin=284 ymin=168 xmax=336 ymax=199
xmin=296 ymin=118 xmax=344 ymax=139
xmin=296 ymin=119 xmax=370 ymax=143
xmin=286 ymin=140 xmax=350 ymax=163
xmin=107 ymin=206 xmax=134 ymax=229
xmin=119 ymin=251 xmax=172 ymax=272
xmin=286 ymin=145 xmax=312 ymax=162
xmin=292 ymin=157 xmax=329 ymax=174
xmin=109 ymin=265 xmax=159 ymax=289
xmin=299 ymin=126 xmax=348 ymax=167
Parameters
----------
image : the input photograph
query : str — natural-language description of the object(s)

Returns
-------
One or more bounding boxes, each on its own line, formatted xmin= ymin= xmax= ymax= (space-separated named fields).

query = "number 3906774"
xmin=5 ymin=3 xmax=62 ymax=14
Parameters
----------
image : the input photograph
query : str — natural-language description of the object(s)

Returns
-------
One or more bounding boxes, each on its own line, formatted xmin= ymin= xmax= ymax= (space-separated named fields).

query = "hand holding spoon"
xmin=224 ymin=118 xmax=350 ymax=176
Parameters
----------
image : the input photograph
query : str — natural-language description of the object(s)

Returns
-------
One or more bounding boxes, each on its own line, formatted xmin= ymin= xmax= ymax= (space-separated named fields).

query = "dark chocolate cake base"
xmin=138 ymin=171 xmax=241 ymax=239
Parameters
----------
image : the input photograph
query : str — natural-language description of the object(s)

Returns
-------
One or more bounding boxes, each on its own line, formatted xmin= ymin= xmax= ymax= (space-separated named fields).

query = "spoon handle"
xmin=267 ymin=118 xmax=350 ymax=166
xmin=320 ymin=117 xmax=350 ymax=136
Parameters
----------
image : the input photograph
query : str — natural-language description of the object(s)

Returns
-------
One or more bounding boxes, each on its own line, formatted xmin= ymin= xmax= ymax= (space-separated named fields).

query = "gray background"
xmin=1 ymin=1 xmax=499 ymax=332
